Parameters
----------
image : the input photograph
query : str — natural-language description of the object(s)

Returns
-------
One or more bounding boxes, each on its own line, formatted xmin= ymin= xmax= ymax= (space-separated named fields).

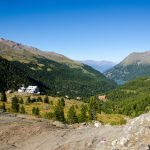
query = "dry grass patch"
xmin=97 ymin=113 xmax=127 ymax=125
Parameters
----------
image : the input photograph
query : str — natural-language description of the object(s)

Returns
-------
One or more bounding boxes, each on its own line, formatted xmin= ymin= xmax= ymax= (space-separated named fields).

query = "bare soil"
xmin=0 ymin=113 xmax=123 ymax=150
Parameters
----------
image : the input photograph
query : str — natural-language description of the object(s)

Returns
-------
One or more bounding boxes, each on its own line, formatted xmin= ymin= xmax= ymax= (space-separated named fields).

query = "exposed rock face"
xmin=111 ymin=112 xmax=150 ymax=150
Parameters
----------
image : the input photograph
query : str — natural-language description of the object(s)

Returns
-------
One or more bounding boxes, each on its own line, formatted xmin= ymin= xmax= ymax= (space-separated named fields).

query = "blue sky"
xmin=1 ymin=0 xmax=150 ymax=63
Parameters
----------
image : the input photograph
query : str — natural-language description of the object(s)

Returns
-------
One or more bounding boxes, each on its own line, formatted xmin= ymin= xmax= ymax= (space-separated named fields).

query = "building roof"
xmin=26 ymin=86 xmax=38 ymax=90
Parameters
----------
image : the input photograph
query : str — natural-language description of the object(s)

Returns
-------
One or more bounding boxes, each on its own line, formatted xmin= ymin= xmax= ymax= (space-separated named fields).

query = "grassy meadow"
xmin=0 ymin=92 xmax=127 ymax=125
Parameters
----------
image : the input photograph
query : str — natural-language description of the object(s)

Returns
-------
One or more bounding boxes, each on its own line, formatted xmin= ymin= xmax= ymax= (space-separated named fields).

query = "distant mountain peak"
xmin=105 ymin=50 xmax=150 ymax=84
xmin=79 ymin=60 xmax=116 ymax=73
xmin=120 ymin=50 xmax=150 ymax=66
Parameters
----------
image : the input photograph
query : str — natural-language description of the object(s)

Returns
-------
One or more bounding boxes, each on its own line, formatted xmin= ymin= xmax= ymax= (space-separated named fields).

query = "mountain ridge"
xmin=79 ymin=60 xmax=116 ymax=73
xmin=0 ymin=38 xmax=116 ymax=98
xmin=0 ymin=38 xmax=82 ymax=67
xmin=120 ymin=50 xmax=150 ymax=66
xmin=105 ymin=50 xmax=150 ymax=84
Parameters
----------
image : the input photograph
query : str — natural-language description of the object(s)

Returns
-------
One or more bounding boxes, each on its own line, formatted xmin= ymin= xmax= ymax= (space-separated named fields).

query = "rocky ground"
xmin=0 ymin=112 xmax=150 ymax=150
xmin=111 ymin=112 xmax=150 ymax=150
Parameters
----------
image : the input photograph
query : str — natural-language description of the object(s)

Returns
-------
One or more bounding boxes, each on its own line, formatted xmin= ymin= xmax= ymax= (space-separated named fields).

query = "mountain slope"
xmin=0 ymin=38 xmax=81 ymax=67
xmin=102 ymin=77 xmax=150 ymax=117
xmin=79 ymin=60 xmax=116 ymax=73
xmin=0 ymin=56 xmax=48 ymax=92
xmin=0 ymin=38 xmax=116 ymax=98
xmin=105 ymin=50 xmax=150 ymax=84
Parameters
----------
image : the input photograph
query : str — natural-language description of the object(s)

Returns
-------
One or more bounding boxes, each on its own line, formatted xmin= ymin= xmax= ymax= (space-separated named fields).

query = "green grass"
xmin=0 ymin=93 xmax=127 ymax=125
xmin=1 ymin=93 xmax=84 ymax=117
xmin=97 ymin=113 xmax=127 ymax=125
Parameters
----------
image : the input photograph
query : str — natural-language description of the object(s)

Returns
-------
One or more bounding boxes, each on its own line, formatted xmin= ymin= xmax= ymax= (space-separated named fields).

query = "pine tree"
xmin=2 ymin=102 xmax=6 ymax=112
xmin=35 ymin=107 xmax=40 ymax=115
xmin=97 ymin=101 xmax=103 ymax=114
xmin=54 ymin=100 xmax=65 ymax=122
xmin=19 ymin=98 xmax=24 ymax=104
xmin=78 ymin=104 xmax=87 ymax=123
xmin=88 ymin=96 xmax=98 ymax=120
xmin=32 ymin=107 xmax=40 ymax=115
xmin=20 ymin=105 xmax=25 ymax=114
xmin=11 ymin=96 xmax=19 ymax=112
xmin=67 ymin=106 xmax=78 ymax=124
xmin=37 ymin=96 xmax=42 ymax=102
xmin=0 ymin=91 xmax=7 ymax=102
xmin=44 ymin=96 xmax=49 ymax=103
xmin=26 ymin=96 xmax=31 ymax=104
xmin=60 ymin=98 xmax=65 ymax=107
xmin=32 ymin=107 xmax=36 ymax=115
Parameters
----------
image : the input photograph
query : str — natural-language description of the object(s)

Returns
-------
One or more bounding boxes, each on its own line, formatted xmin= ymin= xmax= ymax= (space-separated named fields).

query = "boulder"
xmin=94 ymin=121 xmax=102 ymax=128
xmin=52 ymin=121 xmax=66 ymax=128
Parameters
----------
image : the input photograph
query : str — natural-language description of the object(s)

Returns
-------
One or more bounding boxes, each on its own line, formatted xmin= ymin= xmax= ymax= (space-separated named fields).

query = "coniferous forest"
xmin=0 ymin=39 xmax=117 ymax=99
xmin=102 ymin=77 xmax=150 ymax=117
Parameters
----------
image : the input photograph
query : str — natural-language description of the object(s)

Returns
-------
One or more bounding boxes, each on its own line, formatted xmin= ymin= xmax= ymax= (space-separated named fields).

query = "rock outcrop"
xmin=0 ymin=112 xmax=150 ymax=150
xmin=111 ymin=112 xmax=150 ymax=150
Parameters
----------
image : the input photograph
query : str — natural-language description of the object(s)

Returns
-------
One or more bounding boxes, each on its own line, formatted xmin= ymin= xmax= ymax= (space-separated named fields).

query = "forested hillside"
xmin=102 ymin=77 xmax=150 ymax=117
xmin=0 ymin=38 xmax=116 ymax=98
xmin=0 ymin=57 xmax=48 ymax=92
xmin=105 ymin=51 xmax=150 ymax=84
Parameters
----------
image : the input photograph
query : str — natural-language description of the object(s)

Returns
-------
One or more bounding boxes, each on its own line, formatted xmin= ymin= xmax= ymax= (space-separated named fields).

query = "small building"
xmin=18 ymin=87 xmax=26 ymax=93
xmin=25 ymin=86 xmax=39 ymax=94
xmin=65 ymin=95 xmax=69 ymax=99
xmin=6 ymin=90 xmax=13 ymax=94
xmin=76 ymin=97 xmax=81 ymax=100
xmin=98 ymin=95 xmax=107 ymax=102
xmin=18 ymin=86 xmax=40 ymax=94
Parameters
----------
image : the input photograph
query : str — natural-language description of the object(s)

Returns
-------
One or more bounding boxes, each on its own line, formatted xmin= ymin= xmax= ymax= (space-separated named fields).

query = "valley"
xmin=0 ymin=38 xmax=116 ymax=99
xmin=1 ymin=1 xmax=150 ymax=149
xmin=79 ymin=60 xmax=116 ymax=73
xmin=0 ymin=38 xmax=150 ymax=150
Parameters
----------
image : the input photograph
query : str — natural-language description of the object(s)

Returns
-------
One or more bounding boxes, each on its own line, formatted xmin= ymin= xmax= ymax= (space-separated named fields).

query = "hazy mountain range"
xmin=78 ymin=60 xmax=116 ymax=73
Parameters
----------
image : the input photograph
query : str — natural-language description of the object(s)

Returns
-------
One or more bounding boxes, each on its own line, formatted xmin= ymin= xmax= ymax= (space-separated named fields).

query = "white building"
xmin=18 ymin=87 xmax=26 ymax=93
xmin=25 ymin=86 xmax=39 ymax=94
xmin=18 ymin=86 xmax=40 ymax=94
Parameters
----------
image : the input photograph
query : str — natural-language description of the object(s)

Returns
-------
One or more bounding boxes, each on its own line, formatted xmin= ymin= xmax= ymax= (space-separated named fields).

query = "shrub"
xmin=37 ymin=96 xmax=43 ymax=102
xmin=0 ymin=103 xmax=6 ymax=112
xmin=19 ymin=98 xmax=24 ymax=104
xmin=44 ymin=112 xmax=54 ymax=119
xmin=88 ymin=96 xmax=98 ymax=120
xmin=44 ymin=96 xmax=49 ymax=103
xmin=20 ymin=105 xmax=25 ymax=114
xmin=78 ymin=104 xmax=87 ymax=123
xmin=11 ymin=96 xmax=19 ymax=112
xmin=67 ymin=106 xmax=78 ymax=124
xmin=26 ymin=96 xmax=31 ymax=104
xmin=0 ymin=91 xmax=7 ymax=102
xmin=32 ymin=107 xmax=40 ymax=116
xmin=53 ymin=100 xmax=65 ymax=122
xmin=49 ymin=100 xmax=53 ymax=105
